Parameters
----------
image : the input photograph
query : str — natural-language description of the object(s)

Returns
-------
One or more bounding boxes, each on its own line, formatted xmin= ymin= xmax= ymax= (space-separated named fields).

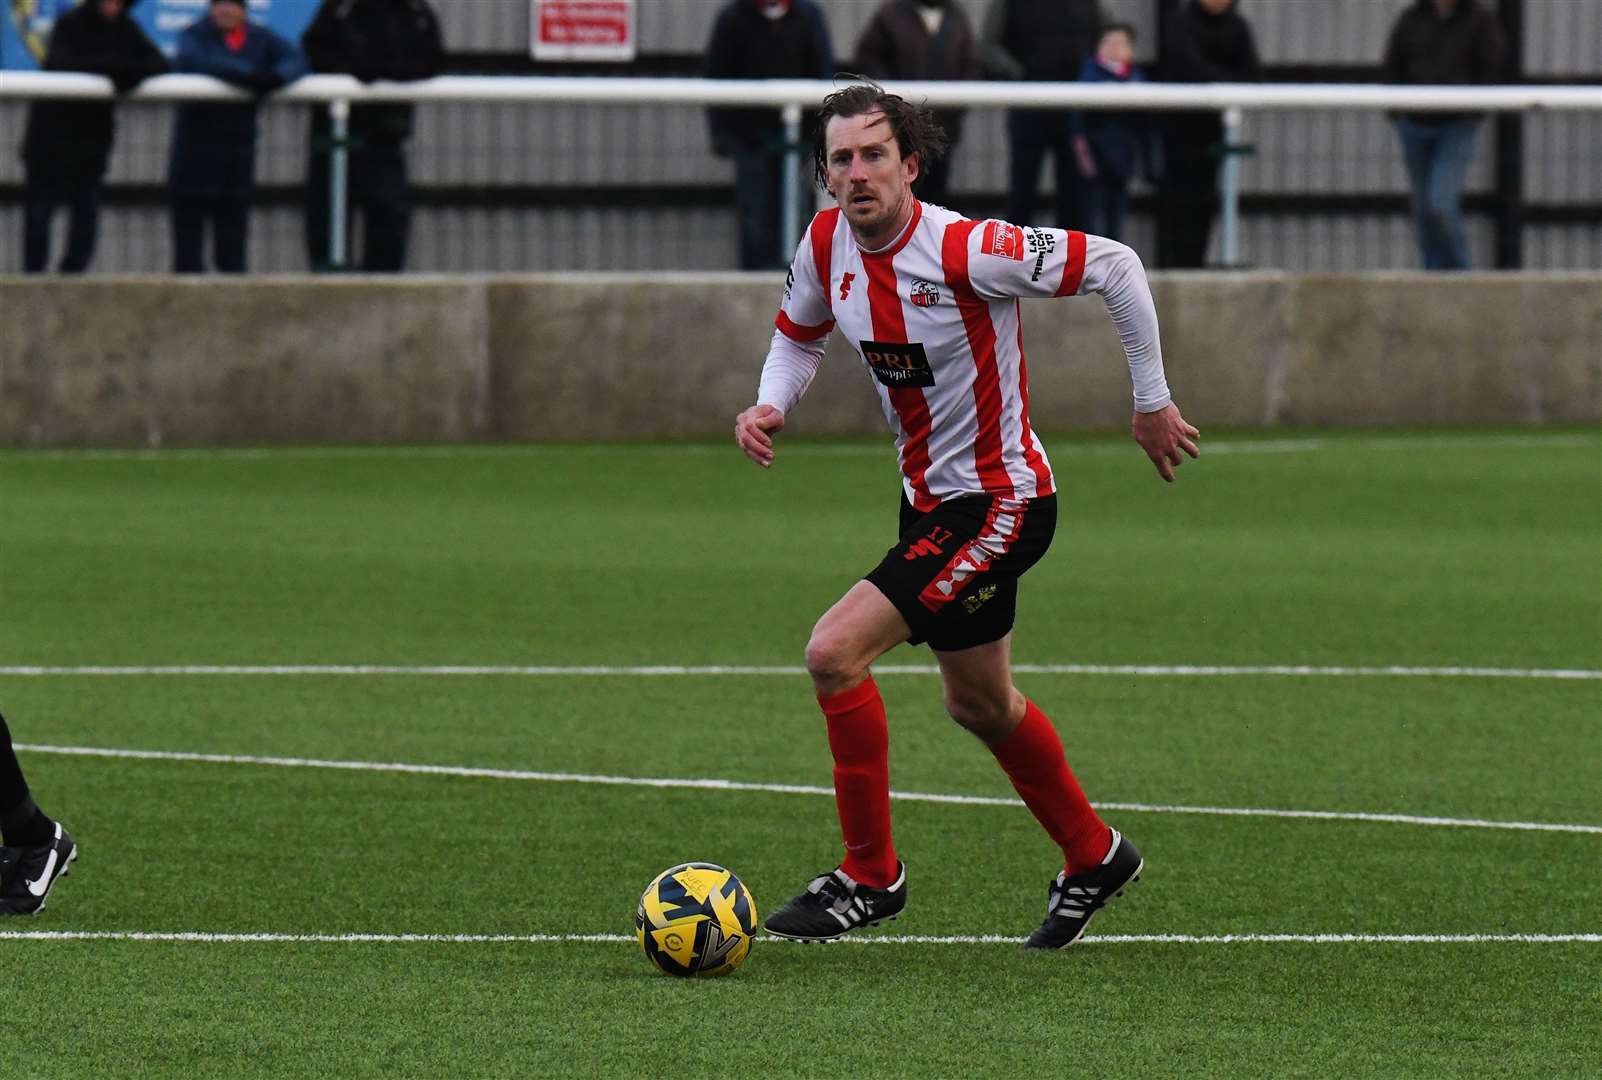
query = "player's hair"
xmin=1100 ymin=21 xmax=1138 ymax=41
xmin=812 ymin=79 xmax=949 ymax=191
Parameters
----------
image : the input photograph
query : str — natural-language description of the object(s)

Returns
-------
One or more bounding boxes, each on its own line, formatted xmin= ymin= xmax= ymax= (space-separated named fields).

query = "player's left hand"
xmin=735 ymin=404 xmax=786 ymax=469
xmin=1131 ymin=403 xmax=1200 ymax=483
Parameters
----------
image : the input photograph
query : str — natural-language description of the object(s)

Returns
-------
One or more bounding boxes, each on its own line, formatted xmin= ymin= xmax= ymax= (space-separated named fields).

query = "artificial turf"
xmin=2 ymin=429 xmax=1598 ymax=1078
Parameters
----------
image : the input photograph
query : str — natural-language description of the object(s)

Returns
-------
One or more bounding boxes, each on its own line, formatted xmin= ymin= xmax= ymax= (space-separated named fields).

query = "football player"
xmin=735 ymin=82 xmax=1198 ymax=947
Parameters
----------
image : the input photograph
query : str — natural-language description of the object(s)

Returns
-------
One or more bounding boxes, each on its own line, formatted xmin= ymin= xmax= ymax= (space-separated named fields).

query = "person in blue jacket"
xmin=168 ymin=0 xmax=307 ymax=273
xmin=1068 ymin=22 xmax=1160 ymax=243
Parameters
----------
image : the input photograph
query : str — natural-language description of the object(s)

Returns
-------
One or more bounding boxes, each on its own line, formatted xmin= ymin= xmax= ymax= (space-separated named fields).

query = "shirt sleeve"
xmin=756 ymin=330 xmax=827 ymax=417
xmin=965 ymin=220 xmax=1087 ymax=301
xmin=967 ymin=222 xmax=1171 ymax=413
xmin=772 ymin=217 xmax=835 ymax=346
xmin=758 ymin=218 xmax=837 ymax=416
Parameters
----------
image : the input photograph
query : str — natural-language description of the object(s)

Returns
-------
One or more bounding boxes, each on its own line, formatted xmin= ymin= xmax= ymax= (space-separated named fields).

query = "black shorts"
xmin=864 ymin=494 xmax=1057 ymax=652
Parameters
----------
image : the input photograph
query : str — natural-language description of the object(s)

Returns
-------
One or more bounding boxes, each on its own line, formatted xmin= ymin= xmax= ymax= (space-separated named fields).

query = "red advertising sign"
xmin=533 ymin=0 xmax=636 ymax=62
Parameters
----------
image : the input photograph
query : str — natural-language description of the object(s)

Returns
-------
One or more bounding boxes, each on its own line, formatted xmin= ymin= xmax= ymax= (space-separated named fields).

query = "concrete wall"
xmin=1 ymin=272 xmax=1597 ymax=447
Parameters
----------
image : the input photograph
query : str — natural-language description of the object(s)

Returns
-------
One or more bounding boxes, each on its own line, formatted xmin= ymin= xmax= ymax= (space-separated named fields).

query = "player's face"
xmin=824 ymin=111 xmax=919 ymax=247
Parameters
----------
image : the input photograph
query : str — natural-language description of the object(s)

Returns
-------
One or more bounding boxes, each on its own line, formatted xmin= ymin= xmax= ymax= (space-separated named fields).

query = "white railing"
xmin=4 ymin=73 xmax=1599 ymax=266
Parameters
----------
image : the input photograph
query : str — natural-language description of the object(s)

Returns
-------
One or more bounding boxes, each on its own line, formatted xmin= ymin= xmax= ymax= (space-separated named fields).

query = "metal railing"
xmin=3 ymin=72 xmax=1598 ymax=267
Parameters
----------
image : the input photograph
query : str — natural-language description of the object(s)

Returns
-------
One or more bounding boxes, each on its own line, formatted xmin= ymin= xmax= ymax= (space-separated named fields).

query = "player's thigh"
xmin=807 ymin=579 xmax=911 ymax=675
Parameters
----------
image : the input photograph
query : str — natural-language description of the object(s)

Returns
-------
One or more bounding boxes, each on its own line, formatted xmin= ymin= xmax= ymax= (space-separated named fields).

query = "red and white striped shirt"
xmin=758 ymin=200 xmax=1171 ymax=510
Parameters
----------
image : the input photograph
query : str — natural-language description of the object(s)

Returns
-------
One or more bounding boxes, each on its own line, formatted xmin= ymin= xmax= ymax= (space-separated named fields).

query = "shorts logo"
xmin=910 ymin=279 xmax=940 ymax=308
xmin=839 ymin=272 xmax=855 ymax=300
xmin=962 ymin=584 xmax=999 ymax=614
xmin=860 ymin=340 xmax=935 ymax=389
xmin=903 ymin=525 xmax=954 ymax=561
xmin=981 ymin=221 xmax=1025 ymax=261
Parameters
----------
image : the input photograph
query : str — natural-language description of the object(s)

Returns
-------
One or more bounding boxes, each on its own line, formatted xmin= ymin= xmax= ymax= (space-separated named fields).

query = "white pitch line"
xmin=18 ymin=743 xmax=1602 ymax=836
xmin=2 ymin=663 xmax=1597 ymax=680
xmin=1 ymin=930 xmax=1597 ymax=946
xmin=2 ymin=432 xmax=1591 ymax=463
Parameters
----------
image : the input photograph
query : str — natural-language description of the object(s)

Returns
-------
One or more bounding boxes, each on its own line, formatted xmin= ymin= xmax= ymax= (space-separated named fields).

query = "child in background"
xmin=1070 ymin=23 xmax=1161 ymax=242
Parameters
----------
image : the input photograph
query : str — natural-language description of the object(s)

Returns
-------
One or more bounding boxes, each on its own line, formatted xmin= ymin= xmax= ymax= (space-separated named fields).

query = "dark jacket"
xmin=1158 ymin=0 xmax=1260 ymax=156
xmin=20 ymin=0 xmax=169 ymax=179
xmin=980 ymin=0 xmax=1106 ymax=83
xmin=1382 ymin=0 xmax=1505 ymax=124
xmin=1069 ymin=56 xmax=1159 ymax=183
xmin=704 ymin=0 xmax=834 ymax=154
xmin=169 ymin=18 xmax=308 ymax=198
xmin=854 ymin=0 xmax=978 ymax=143
xmin=1159 ymin=0 xmax=1260 ymax=84
xmin=302 ymin=0 xmax=443 ymax=142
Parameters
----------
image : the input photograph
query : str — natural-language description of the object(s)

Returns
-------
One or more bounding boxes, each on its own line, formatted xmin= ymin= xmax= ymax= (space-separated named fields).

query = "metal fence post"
xmin=1218 ymin=105 xmax=1244 ymax=268
xmin=329 ymin=98 xmax=350 ymax=271
xmin=780 ymin=102 xmax=803 ymax=264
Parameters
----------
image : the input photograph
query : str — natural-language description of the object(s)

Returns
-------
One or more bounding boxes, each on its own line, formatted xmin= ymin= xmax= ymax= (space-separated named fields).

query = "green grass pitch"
xmin=1 ymin=429 xmax=1598 ymax=1078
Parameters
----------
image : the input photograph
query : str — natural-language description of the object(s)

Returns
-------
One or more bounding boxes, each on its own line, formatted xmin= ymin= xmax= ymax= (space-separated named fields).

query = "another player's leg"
xmin=763 ymin=582 xmax=910 ymax=942
xmin=936 ymin=638 xmax=1142 ymax=949
xmin=0 ymin=711 xmax=77 ymax=916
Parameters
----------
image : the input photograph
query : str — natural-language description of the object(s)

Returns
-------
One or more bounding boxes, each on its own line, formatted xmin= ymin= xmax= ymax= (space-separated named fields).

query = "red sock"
xmin=989 ymin=700 xmax=1111 ymax=875
xmin=819 ymin=676 xmax=899 ymax=888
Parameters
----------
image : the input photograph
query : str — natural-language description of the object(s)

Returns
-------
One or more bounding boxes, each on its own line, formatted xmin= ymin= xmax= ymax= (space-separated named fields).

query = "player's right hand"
xmin=735 ymin=404 xmax=786 ymax=469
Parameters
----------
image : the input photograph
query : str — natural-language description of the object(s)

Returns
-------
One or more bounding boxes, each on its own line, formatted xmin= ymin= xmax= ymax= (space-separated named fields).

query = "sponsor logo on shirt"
xmin=839 ymin=272 xmax=855 ymax=300
xmin=860 ymin=340 xmax=935 ymax=389
xmin=910 ymin=279 xmax=941 ymax=308
xmin=981 ymin=221 xmax=1024 ymax=261
xmin=1025 ymin=227 xmax=1056 ymax=283
xmin=784 ymin=266 xmax=795 ymax=300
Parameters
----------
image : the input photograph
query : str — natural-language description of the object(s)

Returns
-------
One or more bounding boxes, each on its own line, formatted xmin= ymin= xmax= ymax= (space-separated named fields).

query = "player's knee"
xmin=805 ymin=630 xmax=863 ymax=693
xmin=942 ymin=684 xmax=1012 ymax=740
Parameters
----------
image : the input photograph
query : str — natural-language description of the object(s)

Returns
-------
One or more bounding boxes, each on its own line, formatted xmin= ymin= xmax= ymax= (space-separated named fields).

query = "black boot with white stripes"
xmin=1024 ymin=828 xmax=1143 ymax=949
xmin=0 ymin=821 xmax=78 ymax=916
xmin=763 ymin=862 xmax=907 ymax=942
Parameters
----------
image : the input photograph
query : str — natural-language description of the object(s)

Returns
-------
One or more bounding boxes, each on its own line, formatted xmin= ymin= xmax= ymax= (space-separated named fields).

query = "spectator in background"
xmin=17 ymin=0 xmax=167 ymax=274
xmin=1069 ymin=21 xmax=1159 ymax=242
xmin=302 ymin=0 xmax=444 ymax=272
xmin=706 ymin=0 xmax=834 ymax=271
xmin=169 ymin=0 xmax=307 ymax=274
xmin=1382 ymin=0 xmax=1504 ymax=271
xmin=853 ymin=0 xmax=979 ymax=209
xmin=1155 ymin=0 xmax=1259 ymax=269
xmin=981 ymin=0 xmax=1106 ymax=231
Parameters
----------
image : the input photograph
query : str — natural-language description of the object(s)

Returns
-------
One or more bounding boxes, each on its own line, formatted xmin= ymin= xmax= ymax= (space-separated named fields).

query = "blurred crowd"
xmin=708 ymin=0 xmax=1504 ymax=272
xmin=20 ymin=0 xmax=442 ymax=275
xmin=16 ymin=0 xmax=1506 ymax=275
